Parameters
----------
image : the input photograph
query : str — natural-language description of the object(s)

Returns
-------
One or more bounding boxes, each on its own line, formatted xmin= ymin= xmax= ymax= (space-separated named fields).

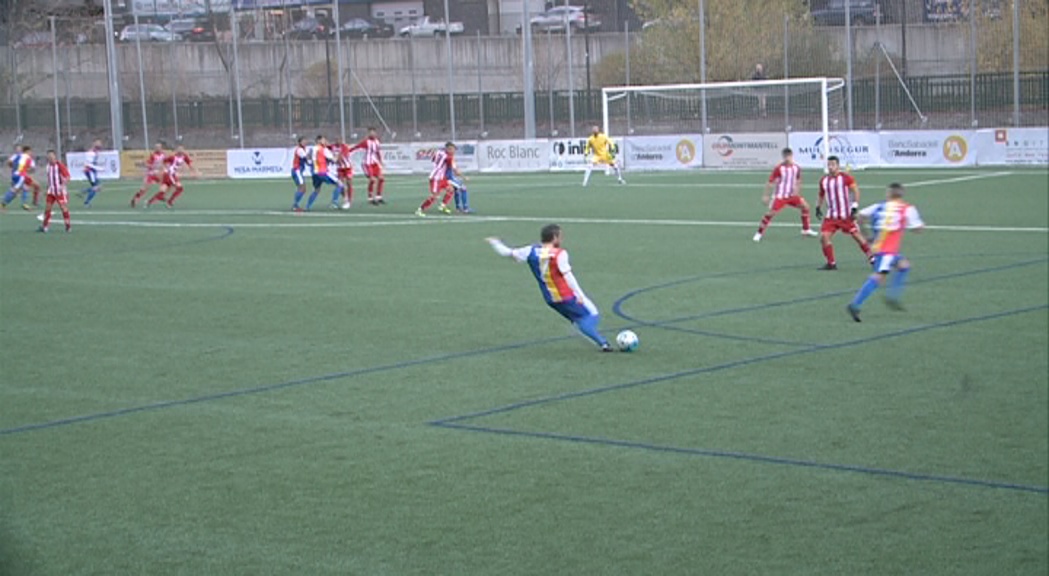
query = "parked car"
xmin=398 ymin=16 xmax=464 ymax=37
xmin=810 ymin=0 xmax=883 ymax=26
xmin=165 ymin=19 xmax=216 ymax=42
xmin=119 ymin=24 xmax=182 ymax=42
xmin=333 ymin=18 xmax=394 ymax=39
xmin=526 ymin=6 xmax=601 ymax=33
xmin=285 ymin=16 xmax=334 ymax=40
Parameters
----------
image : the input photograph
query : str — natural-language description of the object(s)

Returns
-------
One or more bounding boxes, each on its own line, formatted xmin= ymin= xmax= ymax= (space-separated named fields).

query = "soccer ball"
xmin=616 ymin=330 xmax=639 ymax=352
xmin=340 ymin=202 xmax=351 ymax=210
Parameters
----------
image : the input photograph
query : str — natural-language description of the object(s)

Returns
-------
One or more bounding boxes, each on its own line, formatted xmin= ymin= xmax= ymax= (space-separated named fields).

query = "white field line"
xmin=58 ymin=213 xmax=1048 ymax=233
xmin=904 ymin=171 xmax=1013 ymax=188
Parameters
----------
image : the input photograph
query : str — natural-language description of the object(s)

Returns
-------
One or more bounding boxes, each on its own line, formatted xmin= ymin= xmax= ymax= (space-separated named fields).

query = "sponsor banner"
xmin=66 ymin=150 xmax=121 ymax=181
xmin=227 ymin=148 xmax=292 ymax=179
xmin=549 ymin=138 xmax=622 ymax=171
xmin=120 ymin=149 xmax=227 ymax=179
xmin=382 ymin=141 xmax=479 ymax=174
xmin=789 ymin=132 xmax=880 ymax=169
xmin=879 ymin=131 xmax=975 ymax=167
xmin=478 ymin=140 xmax=548 ymax=172
xmin=704 ymin=133 xmax=786 ymax=169
xmin=974 ymin=128 xmax=1049 ymax=166
xmin=622 ymin=135 xmax=703 ymax=171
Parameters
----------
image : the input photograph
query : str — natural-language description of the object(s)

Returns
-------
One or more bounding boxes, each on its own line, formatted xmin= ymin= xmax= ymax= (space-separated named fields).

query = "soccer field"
xmin=1 ymin=167 xmax=1047 ymax=575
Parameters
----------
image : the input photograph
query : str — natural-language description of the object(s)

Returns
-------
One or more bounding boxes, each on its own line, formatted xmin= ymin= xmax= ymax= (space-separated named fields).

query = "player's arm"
xmin=556 ymin=251 xmax=599 ymax=315
xmin=848 ymin=176 xmax=860 ymax=217
xmin=59 ymin=163 xmax=70 ymax=181
xmin=905 ymin=205 xmax=925 ymax=233
xmin=763 ymin=168 xmax=778 ymax=205
xmin=815 ymin=182 xmax=826 ymax=220
xmin=485 ymin=238 xmax=530 ymax=262
xmin=188 ymin=157 xmax=201 ymax=178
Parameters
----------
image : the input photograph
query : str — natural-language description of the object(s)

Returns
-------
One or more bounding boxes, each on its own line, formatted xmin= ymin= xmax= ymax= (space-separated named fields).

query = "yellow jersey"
xmin=585 ymin=133 xmax=613 ymax=158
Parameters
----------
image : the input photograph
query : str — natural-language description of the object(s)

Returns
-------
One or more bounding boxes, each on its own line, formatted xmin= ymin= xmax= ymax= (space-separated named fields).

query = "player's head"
xmin=445 ymin=141 xmax=456 ymax=153
xmin=886 ymin=182 xmax=905 ymax=200
xmin=13 ymin=144 xmax=21 ymax=153
xmin=781 ymin=147 xmax=793 ymax=162
xmin=46 ymin=149 xmax=57 ymax=163
xmin=333 ymin=136 xmax=343 ymax=145
xmin=175 ymin=145 xmax=185 ymax=154
xmin=22 ymin=145 xmax=31 ymax=154
xmin=827 ymin=155 xmax=840 ymax=173
xmin=296 ymin=137 xmax=305 ymax=146
xmin=591 ymin=125 xmax=600 ymax=136
xmin=154 ymin=142 xmax=164 ymax=152
xmin=92 ymin=139 xmax=102 ymax=149
xmin=540 ymin=223 xmax=562 ymax=247
xmin=316 ymin=134 xmax=326 ymax=145
xmin=368 ymin=127 xmax=378 ymax=138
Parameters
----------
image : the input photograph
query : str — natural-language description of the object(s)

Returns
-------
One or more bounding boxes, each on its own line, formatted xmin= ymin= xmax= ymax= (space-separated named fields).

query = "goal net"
xmin=602 ymin=78 xmax=846 ymax=169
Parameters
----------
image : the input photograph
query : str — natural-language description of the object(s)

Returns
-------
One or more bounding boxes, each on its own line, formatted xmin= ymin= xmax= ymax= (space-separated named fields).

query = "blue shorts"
xmin=871 ymin=253 xmax=904 ymax=274
xmin=10 ymin=175 xmax=25 ymax=190
xmin=312 ymin=172 xmax=339 ymax=188
xmin=548 ymin=299 xmax=594 ymax=323
xmin=85 ymin=171 xmax=99 ymax=187
xmin=292 ymin=170 xmax=305 ymax=186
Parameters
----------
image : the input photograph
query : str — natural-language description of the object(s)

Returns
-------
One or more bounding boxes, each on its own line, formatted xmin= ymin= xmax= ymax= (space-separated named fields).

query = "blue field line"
xmin=432 ymin=422 xmax=1049 ymax=495
xmin=430 ymin=304 xmax=1048 ymax=426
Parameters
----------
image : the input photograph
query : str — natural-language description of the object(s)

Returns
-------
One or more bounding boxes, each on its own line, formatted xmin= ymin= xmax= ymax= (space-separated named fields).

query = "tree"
xmin=975 ymin=0 xmax=1049 ymax=73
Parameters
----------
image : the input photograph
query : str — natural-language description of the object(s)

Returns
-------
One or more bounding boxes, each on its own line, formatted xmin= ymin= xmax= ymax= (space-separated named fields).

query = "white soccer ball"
xmin=340 ymin=202 xmax=351 ymax=210
xmin=616 ymin=330 xmax=639 ymax=352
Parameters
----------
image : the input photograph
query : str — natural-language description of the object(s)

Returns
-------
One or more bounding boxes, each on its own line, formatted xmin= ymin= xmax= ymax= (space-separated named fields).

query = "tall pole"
xmin=844 ymin=0 xmax=854 ymax=130
xmin=583 ymin=0 xmax=592 ymax=123
xmin=875 ymin=8 xmax=882 ymax=129
xmin=698 ymin=0 xmax=707 ymax=132
xmin=624 ymin=20 xmax=631 ymax=134
xmin=172 ymin=40 xmax=180 ymax=141
xmin=410 ymin=33 xmax=418 ymax=137
xmin=547 ymin=29 xmax=554 ymax=134
xmin=443 ymin=0 xmax=456 ymax=140
xmin=564 ymin=0 xmax=576 ymax=138
xmin=522 ymin=0 xmax=536 ymax=139
xmin=11 ymin=48 xmax=22 ymax=140
xmin=901 ymin=0 xmax=908 ymax=77
xmin=50 ymin=16 xmax=62 ymax=156
xmin=133 ymin=14 xmax=150 ymax=150
xmin=64 ymin=46 xmax=73 ymax=142
xmin=103 ymin=0 xmax=123 ymax=150
xmin=333 ymin=0 xmax=346 ymax=141
xmin=283 ymin=0 xmax=292 ymax=138
xmin=477 ymin=31 xmax=486 ymax=136
xmin=783 ymin=15 xmax=790 ymax=131
xmin=1012 ymin=0 xmax=1021 ymax=126
xmin=231 ymin=8 xmax=245 ymax=146
xmin=969 ymin=0 xmax=977 ymax=127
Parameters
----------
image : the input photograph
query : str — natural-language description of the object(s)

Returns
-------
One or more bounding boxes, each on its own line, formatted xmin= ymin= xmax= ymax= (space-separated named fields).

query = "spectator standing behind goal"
xmin=752 ymin=63 xmax=768 ymax=118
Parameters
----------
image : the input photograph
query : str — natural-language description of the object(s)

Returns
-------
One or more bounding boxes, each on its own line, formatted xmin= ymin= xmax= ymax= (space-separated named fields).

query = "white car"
xmin=527 ymin=6 xmax=601 ymax=33
xmin=119 ymin=24 xmax=181 ymax=42
xmin=398 ymin=16 xmax=464 ymax=37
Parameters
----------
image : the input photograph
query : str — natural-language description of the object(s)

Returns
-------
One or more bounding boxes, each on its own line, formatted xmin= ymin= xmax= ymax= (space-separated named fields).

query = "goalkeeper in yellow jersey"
xmin=583 ymin=126 xmax=625 ymax=186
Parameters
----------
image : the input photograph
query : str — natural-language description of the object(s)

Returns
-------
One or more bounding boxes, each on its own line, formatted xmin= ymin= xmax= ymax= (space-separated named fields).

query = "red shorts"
xmin=770 ymin=196 xmax=804 ymax=211
xmin=430 ymin=178 xmax=448 ymax=194
xmin=338 ymin=167 xmax=353 ymax=180
xmin=821 ymin=218 xmax=859 ymax=235
xmin=143 ymin=172 xmax=161 ymax=185
xmin=364 ymin=164 xmax=382 ymax=179
xmin=24 ymin=176 xmax=37 ymax=187
xmin=162 ymin=174 xmax=181 ymax=188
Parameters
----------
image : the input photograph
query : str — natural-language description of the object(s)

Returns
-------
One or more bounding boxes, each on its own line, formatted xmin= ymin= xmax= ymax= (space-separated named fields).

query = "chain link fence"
xmin=0 ymin=0 xmax=1045 ymax=151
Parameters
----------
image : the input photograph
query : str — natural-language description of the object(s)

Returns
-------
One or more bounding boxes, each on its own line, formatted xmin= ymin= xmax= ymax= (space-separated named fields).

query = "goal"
xmin=601 ymin=78 xmax=846 ymax=168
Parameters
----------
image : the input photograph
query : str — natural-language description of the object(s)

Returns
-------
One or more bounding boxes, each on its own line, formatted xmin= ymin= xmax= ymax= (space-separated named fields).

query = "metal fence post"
xmin=875 ymin=8 xmax=881 ymax=129
xmin=564 ymin=1 xmax=576 ymax=138
xmin=231 ymin=9 xmax=245 ymax=147
xmin=333 ymin=0 xmax=347 ymax=142
xmin=522 ymin=3 xmax=536 ymax=139
xmin=698 ymin=0 xmax=707 ymax=133
xmin=1012 ymin=0 xmax=1021 ymax=126
xmin=409 ymin=32 xmax=418 ymax=137
xmin=443 ymin=0 xmax=456 ymax=140
xmin=172 ymin=40 xmax=180 ymax=142
xmin=477 ymin=31 xmax=486 ymax=136
xmin=547 ymin=29 xmax=555 ymax=135
xmin=845 ymin=0 xmax=854 ymax=130
xmin=102 ymin=0 xmax=123 ymax=149
xmin=133 ymin=14 xmax=150 ymax=150
xmin=50 ymin=16 xmax=62 ymax=156
xmin=969 ymin=0 xmax=977 ymax=127
xmin=783 ymin=15 xmax=790 ymax=132
xmin=624 ymin=21 xmax=631 ymax=134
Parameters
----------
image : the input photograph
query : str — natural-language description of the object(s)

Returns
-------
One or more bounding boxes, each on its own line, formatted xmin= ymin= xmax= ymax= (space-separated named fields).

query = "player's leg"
xmin=306 ymin=176 xmax=322 ymax=210
xmin=819 ymin=222 xmax=838 ymax=270
xmin=848 ymin=255 xmax=892 ymax=321
xmin=20 ymin=178 xmax=32 ymax=208
xmin=375 ymin=171 xmax=386 ymax=203
xmin=796 ymin=197 xmax=817 ymax=236
xmin=582 ymin=159 xmax=594 ymax=187
xmin=167 ymin=184 xmax=184 ymax=207
xmin=755 ymin=199 xmax=783 ymax=242
xmin=1 ymin=178 xmax=21 ymax=208
xmin=607 ymin=158 xmax=624 ymax=183
xmin=553 ymin=300 xmax=612 ymax=351
xmin=342 ymin=175 xmax=354 ymax=208
xmin=132 ymin=176 xmax=151 ymax=207
xmin=416 ymin=179 xmax=440 ymax=216
xmin=59 ymin=194 xmax=70 ymax=231
xmin=30 ymin=180 xmax=40 ymax=206
xmin=148 ymin=182 xmax=168 ymax=205
xmin=292 ymin=172 xmax=305 ymax=210
xmin=328 ymin=173 xmax=344 ymax=208
xmin=39 ymin=195 xmax=55 ymax=232
xmin=849 ymin=226 xmax=873 ymax=259
xmin=885 ymin=257 xmax=910 ymax=309
xmin=366 ymin=174 xmax=376 ymax=203
xmin=84 ymin=173 xmax=100 ymax=207
xmin=439 ymin=181 xmax=455 ymax=213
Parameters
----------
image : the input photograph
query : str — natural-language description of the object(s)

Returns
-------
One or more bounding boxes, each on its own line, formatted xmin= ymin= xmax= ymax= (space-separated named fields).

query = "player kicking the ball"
xmin=815 ymin=155 xmax=872 ymax=270
xmin=583 ymin=126 xmax=624 ymax=186
xmin=486 ymin=224 xmax=614 ymax=352
xmin=416 ymin=142 xmax=459 ymax=217
xmin=847 ymin=183 xmax=924 ymax=321
xmin=753 ymin=147 xmax=818 ymax=242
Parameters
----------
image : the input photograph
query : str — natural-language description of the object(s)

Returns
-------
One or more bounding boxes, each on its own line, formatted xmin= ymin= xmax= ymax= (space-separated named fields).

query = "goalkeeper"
xmin=582 ymin=126 xmax=625 ymax=187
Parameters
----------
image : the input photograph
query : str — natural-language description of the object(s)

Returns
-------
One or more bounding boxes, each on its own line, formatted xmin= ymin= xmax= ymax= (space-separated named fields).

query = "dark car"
xmin=811 ymin=0 xmax=884 ymax=26
xmin=286 ymin=16 xmax=334 ymax=40
xmin=165 ymin=18 xmax=216 ymax=42
xmin=333 ymin=18 xmax=394 ymax=39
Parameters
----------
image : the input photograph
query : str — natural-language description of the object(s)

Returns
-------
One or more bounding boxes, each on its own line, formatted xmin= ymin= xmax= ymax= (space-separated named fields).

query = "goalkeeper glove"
xmin=815 ymin=206 xmax=823 ymax=220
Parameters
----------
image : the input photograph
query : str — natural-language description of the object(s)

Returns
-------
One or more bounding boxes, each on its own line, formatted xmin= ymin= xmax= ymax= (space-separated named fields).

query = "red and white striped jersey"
xmin=353 ymin=137 xmax=382 ymax=166
xmin=164 ymin=153 xmax=192 ymax=177
xmin=334 ymin=144 xmax=354 ymax=170
xmin=769 ymin=162 xmax=802 ymax=199
xmin=47 ymin=161 xmax=70 ymax=194
xmin=429 ymin=150 xmax=451 ymax=180
xmin=819 ymin=172 xmax=857 ymax=220
xmin=146 ymin=151 xmax=166 ymax=173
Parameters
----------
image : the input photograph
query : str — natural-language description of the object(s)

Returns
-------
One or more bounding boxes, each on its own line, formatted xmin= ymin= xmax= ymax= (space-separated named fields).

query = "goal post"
xmin=601 ymin=77 xmax=846 ymax=169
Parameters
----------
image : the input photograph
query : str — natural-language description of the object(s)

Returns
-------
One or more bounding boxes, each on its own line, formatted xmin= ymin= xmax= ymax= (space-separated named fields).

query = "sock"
xmin=419 ymin=195 xmax=437 ymax=211
xmin=822 ymin=244 xmax=836 ymax=265
xmin=441 ymin=187 xmax=454 ymax=206
xmin=20 ymin=189 xmax=28 ymax=204
xmin=148 ymin=191 xmax=166 ymax=204
xmin=454 ymin=190 xmax=462 ymax=210
xmin=377 ymin=179 xmax=385 ymax=199
xmin=167 ymin=186 xmax=183 ymax=205
xmin=31 ymin=187 xmax=39 ymax=205
xmin=367 ymin=180 xmax=375 ymax=199
xmin=133 ymin=188 xmax=147 ymax=202
xmin=582 ymin=165 xmax=593 ymax=186
xmin=460 ymin=190 xmax=469 ymax=211
xmin=84 ymin=187 xmax=98 ymax=206
xmin=42 ymin=203 xmax=52 ymax=229
xmin=859 ymin=240 xmax=872 ymax=258
xmin=62 ymin=207 xmax=70 ymax=230
xmin=331 ymin=186 xmax=342 ymax=204
xmin=757 ymin=214 xmax=773 ymax=235
xmin=306 ymin=190 xmax=319 ymax=209
xmin=2 ymin=190 xmax=15 ymax=205
xmin=887 ymin=267 xmax=910 ymax=301
xmin=801 ymin=209 xmax=811 ymax=231
xmin=851 ymin=276 xmax=880 ymax=308
xmin=575 ymin=314 xmax=610 ymax=347
xmin=613 ymin=164 xmax=623 ymax=180
xmin=344 ymin=183 xmax=353 ymax=204
xmin=292 ymin=190 xmax=304 ymax=207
